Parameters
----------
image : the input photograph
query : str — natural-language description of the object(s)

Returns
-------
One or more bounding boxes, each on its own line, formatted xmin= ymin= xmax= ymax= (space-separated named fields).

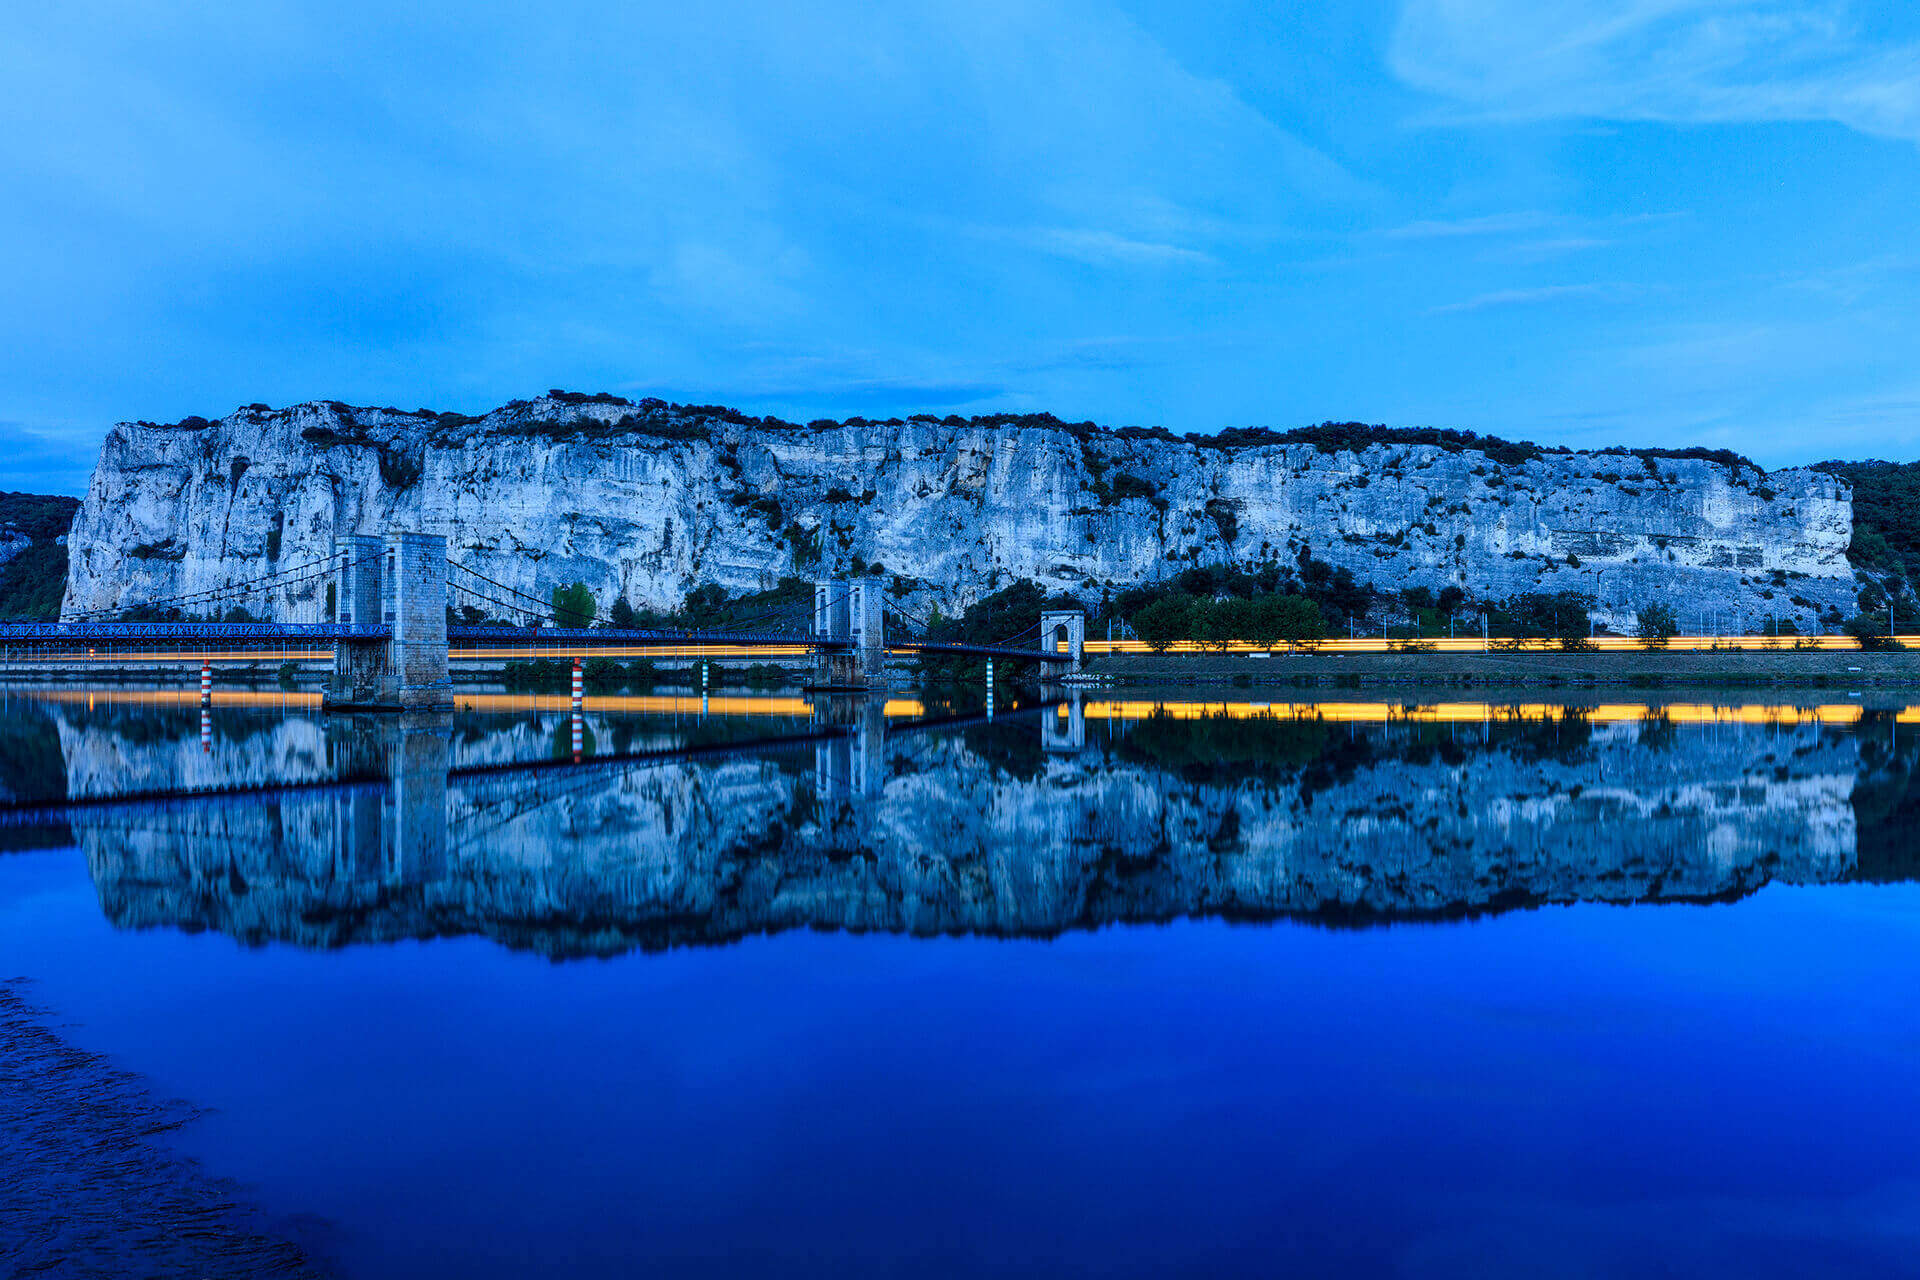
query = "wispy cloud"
xmin=1429 ymin=282 xmax=1640 ymax=314
xmin=1379 ymin=213 xmax=1638 ymax=263
xmin=1502 ymin=236 xmax=1614 ymax=261
xmin=996 ymin=227 xmax=1214 ymax=267
xmin=1385 ymin=211 xmax=1557 ymax=239
xmin=1390 ymin=0 xmax=1920 ymax=143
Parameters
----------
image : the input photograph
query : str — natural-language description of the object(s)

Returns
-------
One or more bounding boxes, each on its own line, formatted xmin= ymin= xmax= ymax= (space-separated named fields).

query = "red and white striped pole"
xmin=200 ymin=660 xmax=212 ymax=707
xmin=571 ymin=659 xmax=585 ymax=762
xmin=201 ymin=706 xmax=212 ymax=753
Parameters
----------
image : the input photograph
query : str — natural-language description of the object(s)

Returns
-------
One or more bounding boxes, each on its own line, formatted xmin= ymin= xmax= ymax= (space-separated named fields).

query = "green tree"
xmin=1498 ymin=591 xmax=1594 ymax=650
xmin=1244 ymin=595 xmax=1285 ymax=649
xmin=1634 ymin=602 xmax=1678 ymax=649
xmin=1847 ymin=612 xmax=1905 ymax=650
xmin=1269 ymin=594 xmax=1326 ymax=646
xmin=583 ymin=657 xmax=627 ymax=690
xmin=1134 ymin=595 xmax=1193 ymax=653
xmin=1192 ymin=597 xmax=1245 ymax=651
xmin=551 ymin=582 xmax=597 ymax=628
xmin=608 ymin=596 xmax=637 ymax=628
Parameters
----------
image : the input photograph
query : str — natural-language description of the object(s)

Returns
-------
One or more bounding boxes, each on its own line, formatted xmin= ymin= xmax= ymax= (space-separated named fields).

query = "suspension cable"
xmin=445 ymin=561 xmax=557 ymax=613
xmin=74 ymin=549 xmax=371 ymax=621
xmin=448 ymin=579 xmax=554 ymax=626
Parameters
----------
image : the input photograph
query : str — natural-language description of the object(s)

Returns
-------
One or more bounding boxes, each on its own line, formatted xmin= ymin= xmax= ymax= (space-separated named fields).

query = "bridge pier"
xmin=386 ymin=532 xmax=452 ymax=710
xmin=812 ymin=579 xmax=845 ymax=688
xmin=811 ymin=578 xmax=887 ymax=689
xmin=326 ymin=530 xmax=452 ymax=712
xmin=329 ymin=534 xmax=388 ymax=707
xmin=851 ymin=579 xmax=886 ymax=685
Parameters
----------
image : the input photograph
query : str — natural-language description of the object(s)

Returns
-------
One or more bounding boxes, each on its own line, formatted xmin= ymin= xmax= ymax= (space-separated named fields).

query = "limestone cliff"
xmin=65 ymin=395 xmax=1859 ymax=629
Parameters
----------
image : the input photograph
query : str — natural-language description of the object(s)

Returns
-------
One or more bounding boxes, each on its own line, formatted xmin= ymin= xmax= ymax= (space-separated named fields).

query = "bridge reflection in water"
xmin=11 ymin=691 xmax=1919 ymax=957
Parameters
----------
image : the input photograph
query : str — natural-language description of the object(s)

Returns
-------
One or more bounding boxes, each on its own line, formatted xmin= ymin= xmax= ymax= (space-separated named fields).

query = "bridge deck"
xmin=2 ymin=622 xmax=1071 ymax=662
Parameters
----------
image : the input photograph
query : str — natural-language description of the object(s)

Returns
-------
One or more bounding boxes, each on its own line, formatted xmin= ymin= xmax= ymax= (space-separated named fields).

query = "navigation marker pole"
xmin=571 ymin=659 xmax=585 ymax=763
xmin=200 ymin=660 xmax=212 ymax=707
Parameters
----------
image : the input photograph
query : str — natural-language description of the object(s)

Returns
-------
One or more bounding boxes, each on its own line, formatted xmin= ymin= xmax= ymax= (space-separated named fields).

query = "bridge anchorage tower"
xmin=324 ymin=530 xmax=454 ymax=712
xmin=808 ymin=577 xmax=887 ymax=691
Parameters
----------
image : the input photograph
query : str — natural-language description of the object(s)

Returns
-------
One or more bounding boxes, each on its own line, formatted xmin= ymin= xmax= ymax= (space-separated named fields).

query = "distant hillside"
xmin=0 ymin=492 xmax=80 ymax=619
xmin=1815 ymin=461 xmax=1920 ymax=584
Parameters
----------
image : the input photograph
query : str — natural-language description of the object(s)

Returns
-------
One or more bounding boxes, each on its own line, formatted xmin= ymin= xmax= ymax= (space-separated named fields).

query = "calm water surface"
xmin=5 ymin=686 xmax=1920 ymax=1277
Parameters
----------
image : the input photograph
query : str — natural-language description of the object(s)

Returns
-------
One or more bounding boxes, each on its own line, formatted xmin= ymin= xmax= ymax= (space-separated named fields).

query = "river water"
xmin=4 ymin=686 xmax=1920 ymax=1278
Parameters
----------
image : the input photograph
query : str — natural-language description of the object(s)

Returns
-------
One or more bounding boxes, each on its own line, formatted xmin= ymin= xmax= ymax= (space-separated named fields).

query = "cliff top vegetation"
xmin=126 ymin=391 xmax=1766 ymax=473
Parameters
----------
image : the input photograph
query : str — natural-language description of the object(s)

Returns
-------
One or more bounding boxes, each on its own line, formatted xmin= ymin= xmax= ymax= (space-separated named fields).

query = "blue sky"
xmin=5 ymin=1 xmax=1920 ymax=493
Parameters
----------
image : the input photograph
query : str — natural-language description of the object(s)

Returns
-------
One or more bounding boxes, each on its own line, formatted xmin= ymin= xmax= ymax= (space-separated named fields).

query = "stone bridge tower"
xmin=1040 ymin=610 xmax=1085 ymax=675
xmin=812 ymin=577 xmax=888 ymax=689
xmin=327 ymin=530 xmax=452 ymax=712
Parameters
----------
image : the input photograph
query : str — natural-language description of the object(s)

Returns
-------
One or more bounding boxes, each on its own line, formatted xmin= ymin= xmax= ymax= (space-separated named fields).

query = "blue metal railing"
xmin=0 ymin=622 xmax=389 ymax=643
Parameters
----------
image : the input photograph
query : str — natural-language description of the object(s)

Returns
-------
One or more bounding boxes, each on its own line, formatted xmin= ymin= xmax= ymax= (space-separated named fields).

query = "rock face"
xmin=65 ymin=396 xmax=1859 ymax=629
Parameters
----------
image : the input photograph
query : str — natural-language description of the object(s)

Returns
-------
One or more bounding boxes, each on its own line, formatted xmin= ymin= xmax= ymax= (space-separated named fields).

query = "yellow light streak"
xmin=1076 ymin=700 xmax=1912 ymax=724
xmin=13 ymin=688 xmax=929 ymax=718
xmin=1080 ymin=634 xmax=1898 ymax=655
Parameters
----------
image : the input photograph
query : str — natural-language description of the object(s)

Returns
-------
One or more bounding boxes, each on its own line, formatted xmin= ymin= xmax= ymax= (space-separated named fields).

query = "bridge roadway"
xmin=0 ymin=621 xmax=1073 ymax=664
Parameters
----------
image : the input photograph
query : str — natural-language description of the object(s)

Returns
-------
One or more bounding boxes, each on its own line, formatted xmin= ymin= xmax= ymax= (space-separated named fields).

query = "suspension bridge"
xmin=1 ymin=529 xmax=1085 ymax=709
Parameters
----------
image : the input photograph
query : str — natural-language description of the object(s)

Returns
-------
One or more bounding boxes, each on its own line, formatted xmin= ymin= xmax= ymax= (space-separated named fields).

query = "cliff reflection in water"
xmin=31 ymin=695 xmax=1920 ymax=956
